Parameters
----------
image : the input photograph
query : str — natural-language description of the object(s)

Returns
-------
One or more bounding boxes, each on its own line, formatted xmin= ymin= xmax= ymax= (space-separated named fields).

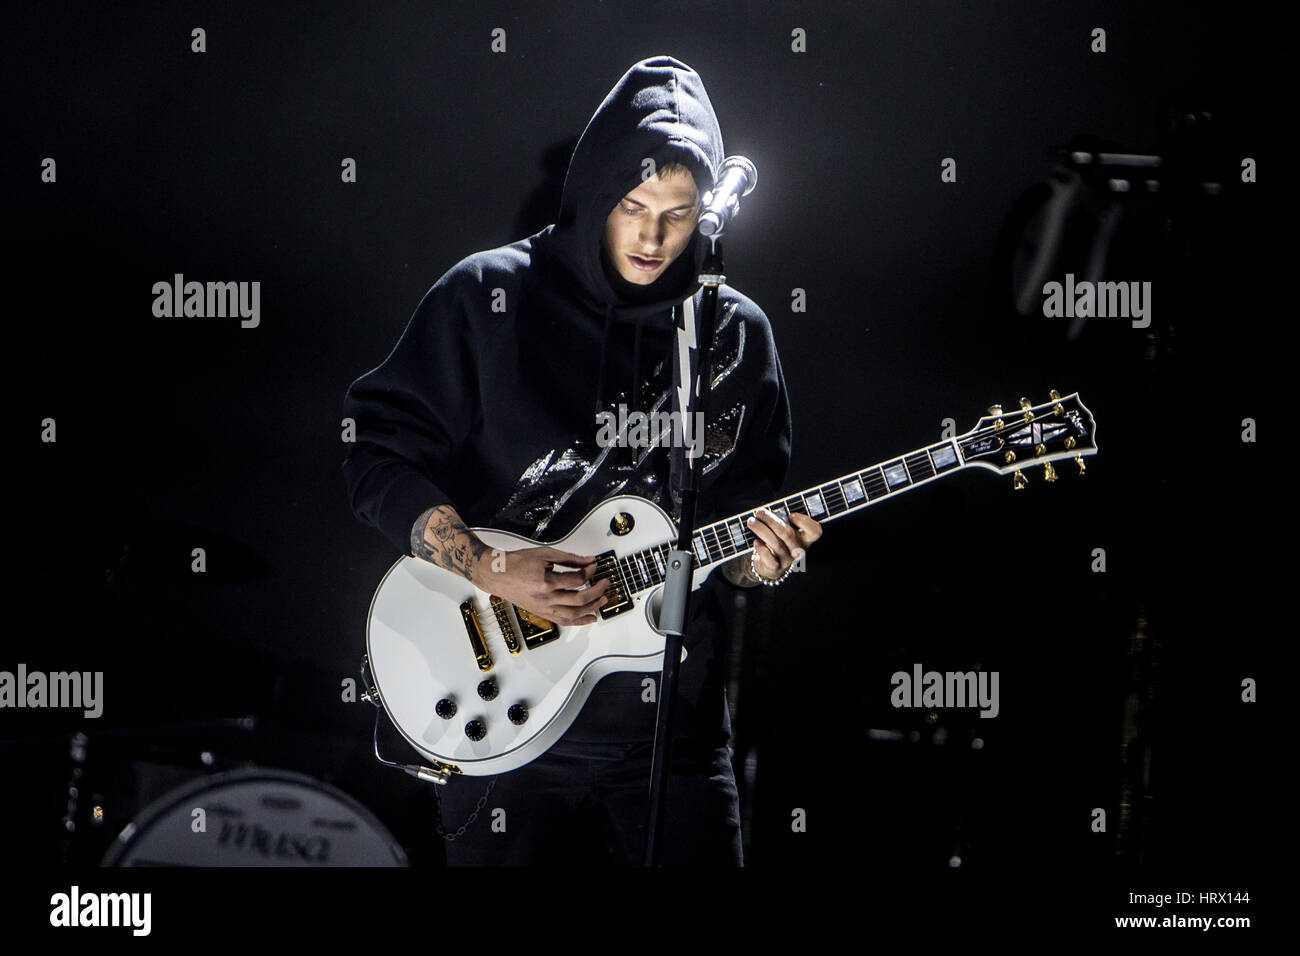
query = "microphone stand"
xmin=644 ymin=237 xmax=724 ymax=866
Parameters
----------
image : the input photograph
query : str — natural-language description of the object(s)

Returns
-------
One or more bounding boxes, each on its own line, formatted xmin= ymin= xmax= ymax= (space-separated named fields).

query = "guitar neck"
xmin=614 ymin=437 xmax=969 ymax=593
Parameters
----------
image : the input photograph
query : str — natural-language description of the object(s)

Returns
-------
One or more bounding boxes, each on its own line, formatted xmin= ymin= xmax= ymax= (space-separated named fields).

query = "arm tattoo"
xmin=410 ymin=504 xmax=490 ymax=584
xmin=720 ymin=552 xmax=764 ymax=588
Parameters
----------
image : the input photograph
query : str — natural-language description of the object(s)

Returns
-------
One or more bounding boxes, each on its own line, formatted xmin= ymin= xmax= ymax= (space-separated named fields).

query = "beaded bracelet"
xmin=751 ymin=549 xmax=798 ymax=587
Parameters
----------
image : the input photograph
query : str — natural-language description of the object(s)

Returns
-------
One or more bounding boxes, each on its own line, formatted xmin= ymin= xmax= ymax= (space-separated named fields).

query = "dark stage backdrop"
xmin=4 ymin=0 xmax=1274 ymax=930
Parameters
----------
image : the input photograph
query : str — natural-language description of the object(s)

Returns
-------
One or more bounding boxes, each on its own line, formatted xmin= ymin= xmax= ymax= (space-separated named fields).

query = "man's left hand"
xmin=746 ymin=506 xmax=823 ymax=582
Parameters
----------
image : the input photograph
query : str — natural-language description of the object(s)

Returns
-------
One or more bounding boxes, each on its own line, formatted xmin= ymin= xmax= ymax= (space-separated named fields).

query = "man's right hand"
xmin=412 ymin=504 xmax=611 ymax=626
xmin=471 ymin=546 xmax=611 ymax=626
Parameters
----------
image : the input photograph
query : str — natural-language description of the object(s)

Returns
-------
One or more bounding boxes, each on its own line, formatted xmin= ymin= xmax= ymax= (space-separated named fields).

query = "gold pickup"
xmin=459 ymin=599 xmax=493 ymax=671
xmin=515 ymin=605 xmax=560 ymax=650
xmin=594 ymin=550 xmax=632 ymax=619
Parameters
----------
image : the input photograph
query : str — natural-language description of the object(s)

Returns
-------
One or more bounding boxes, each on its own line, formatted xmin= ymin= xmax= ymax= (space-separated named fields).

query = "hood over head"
xmin=534 ymin=55 xmax=725 ymax=419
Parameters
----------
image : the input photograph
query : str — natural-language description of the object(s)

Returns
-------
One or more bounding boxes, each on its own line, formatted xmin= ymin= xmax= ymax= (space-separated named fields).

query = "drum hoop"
xmin=101 ymin=766 xmax=407 ymax=866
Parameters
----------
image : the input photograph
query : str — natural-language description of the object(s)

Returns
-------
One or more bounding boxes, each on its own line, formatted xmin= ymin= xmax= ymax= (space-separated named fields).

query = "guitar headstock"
xmin=959 ymin=390 xmax=1098 ymax=488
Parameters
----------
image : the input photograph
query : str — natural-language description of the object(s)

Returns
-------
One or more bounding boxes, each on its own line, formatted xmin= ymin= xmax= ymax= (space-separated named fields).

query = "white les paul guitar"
xmin=363 ymin=391 xmax=1097 ymax=779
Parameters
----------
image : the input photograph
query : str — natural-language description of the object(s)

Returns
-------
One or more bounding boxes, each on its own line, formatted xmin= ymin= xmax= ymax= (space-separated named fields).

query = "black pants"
xmin=435 ymin=741 xmax=743 ymax=866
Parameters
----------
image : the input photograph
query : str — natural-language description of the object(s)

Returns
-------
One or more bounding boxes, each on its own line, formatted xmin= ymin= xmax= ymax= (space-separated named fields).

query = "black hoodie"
xmin=342 ymin=56 xmax=792 ymax=748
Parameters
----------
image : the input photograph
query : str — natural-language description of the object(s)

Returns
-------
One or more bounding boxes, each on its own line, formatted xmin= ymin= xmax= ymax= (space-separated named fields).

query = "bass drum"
xmin=101 ymin=768 xmax=407 ymax=866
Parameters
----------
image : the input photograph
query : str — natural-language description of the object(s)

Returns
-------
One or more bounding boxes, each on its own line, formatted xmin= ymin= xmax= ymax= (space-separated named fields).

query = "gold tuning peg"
xmin=988 ymin=404 xmax=1003 ymax=416
xmin=1044 ymin=462 xmax=1057 ymax=482
xmin=1049 ymin=389 xmax=1061 ymax=400
xmin=1013 ymin=469 xmax=1027 ymax=490
xmin=1019 ymin=397 xmax=1032 ymax=410
xmin=1075 ymin=455 xmax=1086 ymax=475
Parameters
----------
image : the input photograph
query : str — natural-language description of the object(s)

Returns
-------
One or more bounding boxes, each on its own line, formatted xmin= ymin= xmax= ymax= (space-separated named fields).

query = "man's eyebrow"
xmin=621 ymin=197 xmax=700 ymax=212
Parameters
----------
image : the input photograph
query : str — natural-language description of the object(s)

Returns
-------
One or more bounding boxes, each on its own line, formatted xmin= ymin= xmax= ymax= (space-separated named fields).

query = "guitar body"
xmin=364 ymin=390 xmax=1098 ymax=781
xmin=366 ymin=495 xmax=703 ymax=777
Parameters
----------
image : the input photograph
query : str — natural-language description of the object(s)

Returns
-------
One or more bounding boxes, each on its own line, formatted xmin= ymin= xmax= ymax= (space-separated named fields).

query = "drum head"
xmin=101 ymin=768 xmax=407 ymax=866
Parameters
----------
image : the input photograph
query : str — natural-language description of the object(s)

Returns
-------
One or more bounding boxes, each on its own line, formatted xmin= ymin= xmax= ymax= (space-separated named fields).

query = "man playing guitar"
xmin=343 ymin=55 xmax=821 ymax=865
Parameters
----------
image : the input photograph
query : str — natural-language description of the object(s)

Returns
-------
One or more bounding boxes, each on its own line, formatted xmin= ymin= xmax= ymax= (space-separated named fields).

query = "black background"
xmin=3 ymin=0 xmax=1274 ymax=929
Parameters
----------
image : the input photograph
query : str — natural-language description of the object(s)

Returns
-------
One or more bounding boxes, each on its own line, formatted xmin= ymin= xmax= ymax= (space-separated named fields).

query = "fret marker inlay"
xmin=885 ymin=464 xmax=909 ymax=488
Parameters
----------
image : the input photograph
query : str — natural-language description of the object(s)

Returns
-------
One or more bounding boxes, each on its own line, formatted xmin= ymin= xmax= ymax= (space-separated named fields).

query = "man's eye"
xmin=621 ymin=204 xmax=640 ymax=215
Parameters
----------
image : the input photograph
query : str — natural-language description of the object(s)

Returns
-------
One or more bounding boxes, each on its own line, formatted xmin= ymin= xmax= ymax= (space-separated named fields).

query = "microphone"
xmin=698 ymin=156 xmax=758 ymax=238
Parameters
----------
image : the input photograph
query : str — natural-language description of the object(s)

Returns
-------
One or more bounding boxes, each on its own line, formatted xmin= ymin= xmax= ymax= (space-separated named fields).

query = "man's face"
xmin=601 ymin=167 xmax=700 ymax=285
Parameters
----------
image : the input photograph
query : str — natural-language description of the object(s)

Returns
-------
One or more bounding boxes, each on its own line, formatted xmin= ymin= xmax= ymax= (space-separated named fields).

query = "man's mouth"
xmin=626 ymin=253 xmax=663 ymax=272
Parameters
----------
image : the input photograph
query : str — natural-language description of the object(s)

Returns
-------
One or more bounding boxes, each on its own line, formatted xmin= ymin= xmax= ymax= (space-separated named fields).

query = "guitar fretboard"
xmin=615 ymin=437 xmax=967 ymax=594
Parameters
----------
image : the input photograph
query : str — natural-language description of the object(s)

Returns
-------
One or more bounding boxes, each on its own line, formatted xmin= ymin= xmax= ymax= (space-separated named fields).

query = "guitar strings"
xmin=600 ymin=404 xmax=1090 ymax=597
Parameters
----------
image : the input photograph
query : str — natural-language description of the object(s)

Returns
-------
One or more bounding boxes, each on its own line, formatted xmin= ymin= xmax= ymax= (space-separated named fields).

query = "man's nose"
xmin=638 ymin=220 xmax=665 ymax=246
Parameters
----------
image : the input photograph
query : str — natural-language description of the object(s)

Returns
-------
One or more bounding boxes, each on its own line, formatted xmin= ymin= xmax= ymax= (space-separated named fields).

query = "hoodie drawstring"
xmin=592 ymin=303 xmax=652 ymax=468
xmin=594 ymin=303 xmax=615 ymax=418
xmin=593 ymin=305 xmax=646 ymax=412
xmin=628 ymin=317 xmax=645 ymax=467
xmin=631 ymin=316 xmax=644 ymax=414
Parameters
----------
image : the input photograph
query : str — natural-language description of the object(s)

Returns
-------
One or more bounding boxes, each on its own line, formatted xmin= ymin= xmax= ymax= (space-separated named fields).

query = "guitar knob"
xmin=1075 ymin=455 xmax=1086 ymax=475
xmin=507 ymin=704 xmax=529 ymax=725
xmin=435 ymin=698 xmax=457 ymax=719
xmin=464 ymin=719 xmax=487 ymax=741
xmin=1013 ymin=469 xmax=1027 ymax=490
xmin=477 ymin=679 xmax=499 ymax=701
xmin=1044 ymin=462 xmax=1057 ymax=482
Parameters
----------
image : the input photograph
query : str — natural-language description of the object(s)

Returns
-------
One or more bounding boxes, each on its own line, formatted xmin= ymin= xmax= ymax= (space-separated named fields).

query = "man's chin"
xmin=618 ymin=266 xmax=661 ymax=285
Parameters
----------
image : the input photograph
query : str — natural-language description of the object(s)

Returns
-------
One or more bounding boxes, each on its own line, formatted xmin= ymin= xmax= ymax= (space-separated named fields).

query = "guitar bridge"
xmin=459 ymin=599 xmax=493 ymax=671
xmin=489 ymin=595 xmax=523 ymax=654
